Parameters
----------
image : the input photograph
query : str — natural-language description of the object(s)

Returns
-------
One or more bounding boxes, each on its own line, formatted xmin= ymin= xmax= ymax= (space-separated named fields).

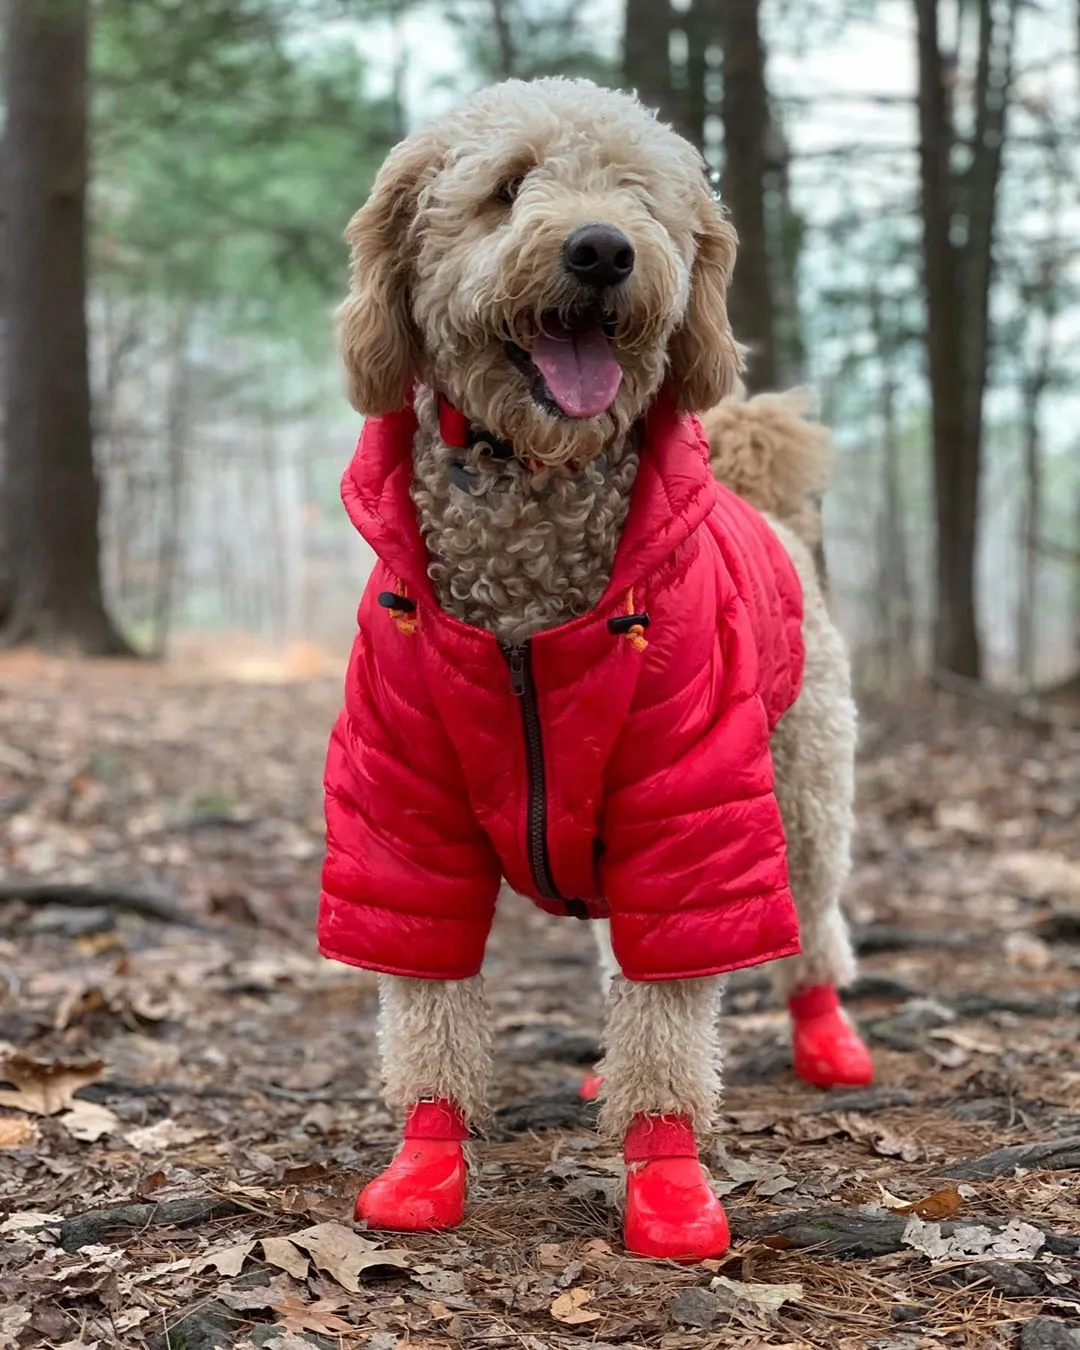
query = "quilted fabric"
xmin=319 ymin=396 xmax=805 ymax=981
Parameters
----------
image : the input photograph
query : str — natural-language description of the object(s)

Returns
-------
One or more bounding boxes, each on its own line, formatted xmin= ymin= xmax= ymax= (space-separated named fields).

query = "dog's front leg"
xmin=598 ymin=975 xmax=729 ymax=1261
xmin=356 ymin=974 xmax=491 ymax=1232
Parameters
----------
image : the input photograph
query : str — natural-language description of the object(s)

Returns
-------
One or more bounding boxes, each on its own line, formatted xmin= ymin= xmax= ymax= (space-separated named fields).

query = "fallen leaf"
xmin=550 ymin=1287 xmax=601 ymax=1325
xmin=124 ymin=1118 xmax=208 ymax=1152
xmin=537 ymin=1242 xmax=564 ymax=1267
xmin=828 ymin=1112 xmax=920 ymax=1162
xmin=261 ymin=1236 xmax=311 ymax=1280
xmin=714 ymin=1143 xmax=798 ymax=1196
xmin=193 ymin=1238 xmax=256 ymax=1276
xmin=0 ymin=1116 xmax=37 ymax=1149
xmin=58 ymin=1100 xmax=120 ymax=1142
xmin=902 ymin=1215 xmax=1045 ymax=1263
xmin=273 ymin=1294 xmax=352 ymax=1336
xmin=0 ymin=1211 xmax=62 ymax=1233
xmin=711 ymin=1276 xmax=804 ymax=1314
xmin=928 ymin=1026 xmax=1005 ymax=1056
xmin=219 ymin=1273 xmax=300 ymax=1311
xmin=286 ymin=1222 xmax=410 ymax=1291
xmin=263 ymin=1333 xmax=335 ymax=1350
xmin=0 ymin=1054 xmax=103 ymax=1115
xmin=893 ymin=1186 xmax=962 ymax=1220
xmin=428 ymin=1300 xmax=454 ymax=1320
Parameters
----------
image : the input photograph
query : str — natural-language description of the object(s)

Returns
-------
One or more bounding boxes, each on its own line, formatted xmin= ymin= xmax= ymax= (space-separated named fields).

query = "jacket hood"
xmin=340 ymin=395 xmax=719 ymax=608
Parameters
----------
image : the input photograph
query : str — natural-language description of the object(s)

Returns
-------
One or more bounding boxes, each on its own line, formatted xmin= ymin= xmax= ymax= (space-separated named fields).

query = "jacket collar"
xmin=340 ymin=390 xmax=717 ymax=611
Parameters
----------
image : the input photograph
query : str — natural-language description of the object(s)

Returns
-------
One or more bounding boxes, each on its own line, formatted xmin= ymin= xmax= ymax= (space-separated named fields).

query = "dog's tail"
xmin=698 ymin=382 xmax=834 ymax=553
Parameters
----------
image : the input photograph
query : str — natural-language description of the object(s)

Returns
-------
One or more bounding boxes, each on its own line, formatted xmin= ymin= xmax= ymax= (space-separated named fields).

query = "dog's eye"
xmin=495 ymin=174 xmax=525 ymax=205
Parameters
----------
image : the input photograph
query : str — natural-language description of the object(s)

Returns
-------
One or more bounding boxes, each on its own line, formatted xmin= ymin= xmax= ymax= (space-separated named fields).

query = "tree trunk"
xmin=490 ymin=0 xmax=517 ymax=79
xmin=718 ymin=0 xmax=776 ymax=393
xmin=151 ymin=306 xmax=194 ymax=658
xmin=1 ymin=0 xmax=130 ymax=655
xmin=914 ymin=0 xmax=1016 ymax=681
xmin=624 ymin=0 xmax=673 ymax=118
xmin=869 ymin=286 xmax=914 ymax=688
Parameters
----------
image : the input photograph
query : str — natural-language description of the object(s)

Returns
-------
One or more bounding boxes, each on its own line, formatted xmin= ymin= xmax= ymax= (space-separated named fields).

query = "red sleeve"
xmin=600 ymin=585 xmax=801 ymax=981
xmin=318 ymin=613 xmax=502 ymax=980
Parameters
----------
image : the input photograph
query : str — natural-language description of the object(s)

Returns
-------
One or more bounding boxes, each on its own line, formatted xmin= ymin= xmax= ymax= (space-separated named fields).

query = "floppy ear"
xmin=666 ymin=194 xmax=744 ymax=413
xmin=336 ymin=133 xmax=439 ymax=415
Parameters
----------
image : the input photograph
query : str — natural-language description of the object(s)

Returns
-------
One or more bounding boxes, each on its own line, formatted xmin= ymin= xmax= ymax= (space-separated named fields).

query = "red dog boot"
xmin=579 ymin=1071 xmax=604 ymax=1101
xmin=789 ymin=984 xmax=874 ymax=1089
xmin=623 ymin=1113 xmax=730 ymax=1262
xmin=355 ymin=1098 xmax=468 ymax=1232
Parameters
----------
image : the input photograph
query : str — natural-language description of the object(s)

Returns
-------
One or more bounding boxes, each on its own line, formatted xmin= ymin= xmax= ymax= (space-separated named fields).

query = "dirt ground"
xmin=1 ymin=652 xmax=1078 ymax=1350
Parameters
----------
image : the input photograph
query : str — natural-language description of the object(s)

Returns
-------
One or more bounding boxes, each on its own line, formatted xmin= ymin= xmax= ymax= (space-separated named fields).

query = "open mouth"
xmin=506 ymin=310 xmax=622 ymax=419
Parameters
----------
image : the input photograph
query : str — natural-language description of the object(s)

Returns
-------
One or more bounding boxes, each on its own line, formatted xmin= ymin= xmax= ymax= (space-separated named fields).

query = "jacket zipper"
xmin=501 ymin=640 xmax=563 ymax=902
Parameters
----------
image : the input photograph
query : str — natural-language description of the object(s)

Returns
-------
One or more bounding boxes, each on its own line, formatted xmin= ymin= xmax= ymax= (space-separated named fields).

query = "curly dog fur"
xmin=338 ymin=77 xmax=858 ymax=1141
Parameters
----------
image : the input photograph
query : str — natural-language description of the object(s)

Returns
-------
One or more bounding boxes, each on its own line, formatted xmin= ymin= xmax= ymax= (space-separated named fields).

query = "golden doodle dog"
xmin=319 ymin=77 xmax=873 ymax=1261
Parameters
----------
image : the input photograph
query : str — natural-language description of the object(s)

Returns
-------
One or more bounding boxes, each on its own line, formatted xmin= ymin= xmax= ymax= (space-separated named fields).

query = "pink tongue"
xmin=529 ymin=320 xmax=622 ymax=418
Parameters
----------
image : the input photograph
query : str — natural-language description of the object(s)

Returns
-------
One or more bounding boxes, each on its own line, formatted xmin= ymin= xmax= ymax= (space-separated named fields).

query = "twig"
xmin=937 ymin=1135 xmax=1080 ymax=1180
xmin=733 ymin=1206 xmax=1079 ymax=1258
xmin=60 ymin=1197 xmax=247 ymax=1252
xmin=0 ymin=880 xmax=207 ymax=929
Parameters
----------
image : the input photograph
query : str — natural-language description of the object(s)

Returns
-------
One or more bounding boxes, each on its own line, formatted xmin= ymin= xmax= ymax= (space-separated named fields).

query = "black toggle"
xmin=377 ymin=591 xmax=416 ymax=613
xmin=564 ymin=898 xmax=590 ymax=920
xmin=608 ymin=612 xmax=650 ymax=636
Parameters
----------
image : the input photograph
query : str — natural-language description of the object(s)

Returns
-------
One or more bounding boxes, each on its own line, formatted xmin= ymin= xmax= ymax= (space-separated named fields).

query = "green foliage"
xmin=443 ymin=0 xmax=615 ymax=85
xmin=92 ymin=0 xmax=399 ymax=348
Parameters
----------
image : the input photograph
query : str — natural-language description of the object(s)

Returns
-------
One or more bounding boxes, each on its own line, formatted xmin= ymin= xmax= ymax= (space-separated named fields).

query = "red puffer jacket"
xmin=319 ymin=397 xmax=804 ymax=982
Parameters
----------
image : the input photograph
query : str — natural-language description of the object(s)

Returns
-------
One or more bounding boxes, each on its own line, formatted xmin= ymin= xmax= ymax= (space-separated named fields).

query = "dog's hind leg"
xmin=355 ymin=974 xmax=491 ymax=1232
xmin=767 ymin=522 xmax=872 ymax=1088
xmin=578 ymin=921 xmax=618 ymax=1101
xmin=598 ymin=975 xmax=730 ymax=1260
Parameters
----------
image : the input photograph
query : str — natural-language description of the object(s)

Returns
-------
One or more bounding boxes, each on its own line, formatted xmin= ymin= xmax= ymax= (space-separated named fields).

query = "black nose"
xmin=562 ymin=223 xmax=635 ymax=289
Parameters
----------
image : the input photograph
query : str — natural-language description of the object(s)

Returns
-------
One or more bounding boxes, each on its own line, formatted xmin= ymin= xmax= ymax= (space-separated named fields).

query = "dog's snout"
xmin=562 ymin=223 xmax=635 ymax=289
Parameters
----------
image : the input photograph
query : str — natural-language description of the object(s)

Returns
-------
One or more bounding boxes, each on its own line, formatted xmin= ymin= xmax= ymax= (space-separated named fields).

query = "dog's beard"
xmin=428 ymin=294 xmax=676 ymax=468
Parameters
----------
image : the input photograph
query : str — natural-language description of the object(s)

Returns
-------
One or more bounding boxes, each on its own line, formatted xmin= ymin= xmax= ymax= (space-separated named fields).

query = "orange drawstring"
xmin=623 ymin=589 xmax=648 ymax=653
xmin=388 ymin=583 xmax=418 ymax=636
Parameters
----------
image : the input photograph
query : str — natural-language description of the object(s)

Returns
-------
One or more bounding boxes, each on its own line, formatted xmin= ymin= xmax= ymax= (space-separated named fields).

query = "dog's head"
xmin=338 ymin=78 xmax=742 ymax=466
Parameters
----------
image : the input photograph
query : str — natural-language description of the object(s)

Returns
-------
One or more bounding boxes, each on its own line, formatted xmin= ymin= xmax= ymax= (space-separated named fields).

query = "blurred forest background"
xmin=1 ymin=0 xmax=1079 ymax=692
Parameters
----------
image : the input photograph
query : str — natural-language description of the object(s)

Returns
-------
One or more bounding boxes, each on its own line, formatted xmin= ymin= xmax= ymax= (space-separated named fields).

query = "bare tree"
xmin=914 ymin=0 xmax=1018 ymax=680
xmin=624 ymin=0 xmax=674 ymax=118
xmin=1 ymin=0 xmax=130 ymax=653
xmin=718 ymin=0 xmax=777 ymax=392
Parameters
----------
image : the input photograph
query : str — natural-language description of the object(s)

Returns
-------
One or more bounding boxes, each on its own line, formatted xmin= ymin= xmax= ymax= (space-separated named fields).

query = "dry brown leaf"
xmin=0 ymin=1116 xmax=37 ymax=1149
xmin=427 ymin=1300 xmax=455 ymax=1321
xmin=550 ymin=1287 xmax=601 ymax=1325
xmin=286 ymin=1222 xmax=410 ymax=1292
xmin=58 ymin=1100 xmax=120 ymax=1142
xmin=273 ymin=1295 xmax=352 ymax=1336
xmin=192 ymin=1239 xmax=256 ymax=1276
xmin=896 ymin=1185 xmax=962 ymax=1220
xmin=537 ymin=1242 xmax=564 ymax=1267
xmin=0 ymin=1054 xmax=103 ymax=1115
xmin=261 ymin=1236 xmax=310 ymax=1280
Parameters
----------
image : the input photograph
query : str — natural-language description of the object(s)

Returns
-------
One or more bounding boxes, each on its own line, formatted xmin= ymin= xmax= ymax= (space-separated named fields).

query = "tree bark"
xmin=1 ymin=0 xmax=130 ymax=654
xmin=624 ymin=0 xmax=674 ymax=118
xmin=719 ymin=0 xmax=776 ymax=393
xmin=490 ymin=0 xmax=517 ymax=79
xmin=914 ymin=0 xmax=1017 ymax=680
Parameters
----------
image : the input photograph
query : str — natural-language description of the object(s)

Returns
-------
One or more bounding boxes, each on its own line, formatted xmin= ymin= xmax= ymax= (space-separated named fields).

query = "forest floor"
xmin=0 ymin=651 xmax=1078 ymax=1350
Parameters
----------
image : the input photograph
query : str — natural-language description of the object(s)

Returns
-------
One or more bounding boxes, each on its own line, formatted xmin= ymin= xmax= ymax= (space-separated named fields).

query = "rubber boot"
xmin=355 ymin=1098 xmax=468 ymax=1231
xmin=789 ymin=984 xmax=874 ymax=1089
xmin=623 ymin=1113 xmax=730 ymax=1262
xmin=579 ymin=1071 xmax=604 ymax=1101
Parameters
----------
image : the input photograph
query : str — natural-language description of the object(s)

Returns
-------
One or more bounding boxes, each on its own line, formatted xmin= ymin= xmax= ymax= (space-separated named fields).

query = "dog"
xmin=319 ymin=77 xmax=873 ymax=1262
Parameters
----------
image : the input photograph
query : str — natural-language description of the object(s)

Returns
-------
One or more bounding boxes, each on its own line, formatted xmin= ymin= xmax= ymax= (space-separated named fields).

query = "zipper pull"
xmin=507 ymin=645 xmax=526 ymax=696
